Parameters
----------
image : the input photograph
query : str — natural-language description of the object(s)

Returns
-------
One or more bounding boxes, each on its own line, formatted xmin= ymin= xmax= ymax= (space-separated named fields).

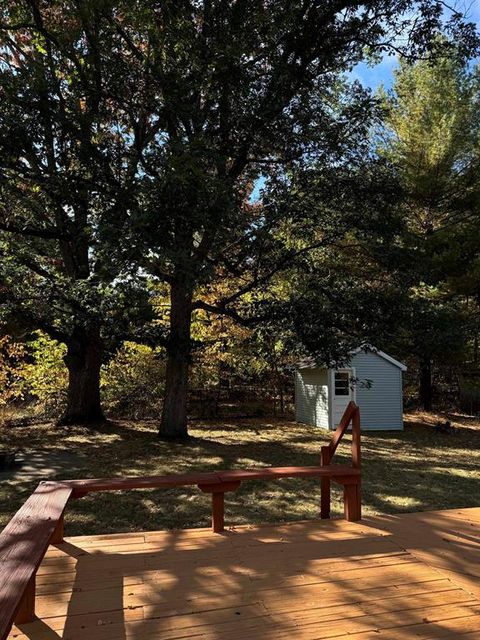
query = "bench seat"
xmin=0 ymin=482 xmax=72 ymax=640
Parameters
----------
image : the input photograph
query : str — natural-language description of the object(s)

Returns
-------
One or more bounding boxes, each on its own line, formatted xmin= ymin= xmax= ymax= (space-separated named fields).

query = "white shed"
xmin=295 ymin=346 xmax=407 ymax=431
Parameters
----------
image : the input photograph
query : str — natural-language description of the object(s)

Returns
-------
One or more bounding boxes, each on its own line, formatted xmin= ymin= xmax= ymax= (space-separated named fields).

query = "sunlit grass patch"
xmin=1 ymin=409 xmax=479 ymax=535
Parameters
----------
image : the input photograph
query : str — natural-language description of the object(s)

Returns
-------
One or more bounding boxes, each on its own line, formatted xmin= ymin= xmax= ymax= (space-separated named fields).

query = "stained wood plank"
xmin=8 ymin=508 xmax=480 ymax=640
xmin=0 ymin=482 xmax=72 ymax=640
xmin=366 ymin=508 xmax=480 ymax=602
xmin=65 ymin=471 xmax=222 ymax=496
xmin=64 ymin=464 xmax=360 ymax=498
xmin=331 ymin=613 xmax=480 ymax=640
xmin=216 ymin=465 xmax=360 ymax=482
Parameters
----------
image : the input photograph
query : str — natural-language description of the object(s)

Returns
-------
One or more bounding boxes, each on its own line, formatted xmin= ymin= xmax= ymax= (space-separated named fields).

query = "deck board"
xmin=8 ymin=508 xmax=480 ymax=640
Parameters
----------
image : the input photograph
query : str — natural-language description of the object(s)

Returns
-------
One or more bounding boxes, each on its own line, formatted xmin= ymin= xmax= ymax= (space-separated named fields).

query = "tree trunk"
xmin=419 ymin=357 xmax=433 ymax=411
xmin=59 ymin=325 xmax=105 ymax=425
xmin=159 ymin=278 xmax=193 ymax=439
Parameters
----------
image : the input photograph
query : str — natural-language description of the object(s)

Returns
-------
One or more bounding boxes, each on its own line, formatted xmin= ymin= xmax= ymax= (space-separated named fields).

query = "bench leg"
xmin=50 ymin=514 xmax=64 ymax=544
xmin=320 ymin=477 xmax=331 ymax=519
xmin=15 ymin=574 xmax=36 ymax=624
xmin=198 ymin=481 xmax=240 ymax=533
xmin=212 ymin=492 xmax=224 ymax=533
xmin=344 ymin=483 xmax=361 ymax=521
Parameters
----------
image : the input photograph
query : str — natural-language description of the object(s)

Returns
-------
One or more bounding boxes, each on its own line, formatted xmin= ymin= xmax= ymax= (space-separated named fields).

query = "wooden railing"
xmin=321 ymin=400 xmax=361 ymax=520
xmin=0 ymin=402 xmax=361 ymax=640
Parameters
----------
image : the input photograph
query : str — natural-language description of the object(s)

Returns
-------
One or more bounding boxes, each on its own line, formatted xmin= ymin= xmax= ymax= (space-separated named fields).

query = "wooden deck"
xmin=7 ymin=507 xmax=480 ymax=640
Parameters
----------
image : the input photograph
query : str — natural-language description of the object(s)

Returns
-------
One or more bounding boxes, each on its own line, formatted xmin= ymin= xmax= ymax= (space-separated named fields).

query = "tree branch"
xmin=0 ymin=221 xmax=64 ymax=240
xmin=192 ymin=300 xmax=268 ymax=327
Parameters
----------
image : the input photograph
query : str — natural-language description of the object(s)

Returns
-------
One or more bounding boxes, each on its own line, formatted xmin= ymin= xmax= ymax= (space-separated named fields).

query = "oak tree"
xmin=0 ymin=1 xmax=153 ymax=423
xmin=132 ymin=1 xmax=477 ymax=437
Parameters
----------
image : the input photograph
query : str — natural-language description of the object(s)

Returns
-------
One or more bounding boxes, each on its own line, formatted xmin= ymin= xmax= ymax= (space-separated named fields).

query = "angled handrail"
xmin=320 ymin=401 xmax=361 ymax=520
xmin=327 ymin=400 xmax=361 ymax=466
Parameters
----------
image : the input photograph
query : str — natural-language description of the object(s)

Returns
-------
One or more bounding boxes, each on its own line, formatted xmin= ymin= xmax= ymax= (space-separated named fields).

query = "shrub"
xmin=20 ymin=332 xmax=68 ymax=416
xmin=101 ymin=342 xmax=165 ymax=419
xmin=0 ymin=335 xmax=26 ymax=419
xmin=4 ymin=334 xmax=166 ymax=420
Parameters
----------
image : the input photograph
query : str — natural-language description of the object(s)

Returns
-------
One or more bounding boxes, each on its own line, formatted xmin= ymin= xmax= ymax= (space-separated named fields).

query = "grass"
xmin=1 ymin=410 xmax=479 ymax=536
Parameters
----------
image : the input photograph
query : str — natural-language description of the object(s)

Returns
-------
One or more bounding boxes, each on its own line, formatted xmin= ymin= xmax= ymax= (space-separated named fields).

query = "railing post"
xmin=50 ymin=514 xmax=64 ymax=544
xmin=324 ymin=403 xmax=361 ymax=522
xmin=15 ymin=574 xmax=36 ymax=624
xmin=211 ymin=492 xmax=225 ymax=533
xmin=320 ymin=446 xmax=331 ymax=519
xmin=198 ymin=481 xmax=241 ymax=533
xmin=351 ymin=407 xmax=361 ymax=469
xmin=351 ymin=406 xmax=361 ymax=520
xmin=344 ymin=483 xmax=361 ymax=521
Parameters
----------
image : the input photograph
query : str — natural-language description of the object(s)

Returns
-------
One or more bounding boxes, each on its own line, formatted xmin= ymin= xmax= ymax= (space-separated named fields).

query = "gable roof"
xmin=351 ymin=345 xmax=407 ymax=371
xmin=297 ymin=344 xmax=407 ymax=372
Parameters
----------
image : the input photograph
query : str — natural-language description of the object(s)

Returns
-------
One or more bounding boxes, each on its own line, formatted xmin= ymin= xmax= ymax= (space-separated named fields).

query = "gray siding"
xmin=295 ymin=368 xmax=329 ymax=428
xmin=351 ymin=351 xmax=403 ymax=430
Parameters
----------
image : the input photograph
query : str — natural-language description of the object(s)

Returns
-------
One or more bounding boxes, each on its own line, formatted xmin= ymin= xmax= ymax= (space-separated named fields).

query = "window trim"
xmin=329 ymin=367 xmax=356 ymax=431
xmin=334 ymin=371 xmax=350 ymax=396
xmin=332 ymin=367 xmax=356 ymax=400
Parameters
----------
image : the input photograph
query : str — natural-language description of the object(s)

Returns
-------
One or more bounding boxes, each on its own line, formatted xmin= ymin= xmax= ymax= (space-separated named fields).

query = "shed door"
xmin=332 ymin=369 xmax=354 ymax=428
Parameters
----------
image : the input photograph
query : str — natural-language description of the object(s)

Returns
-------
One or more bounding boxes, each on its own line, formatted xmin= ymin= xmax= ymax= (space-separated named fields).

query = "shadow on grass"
xmin=1 ymin=412 xmax=480 ymax=535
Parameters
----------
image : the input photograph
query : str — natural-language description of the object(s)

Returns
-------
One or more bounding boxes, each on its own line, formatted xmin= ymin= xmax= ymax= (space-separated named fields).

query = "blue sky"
xmin=353 ymin=2 xmax=480 ymax=90
xmin=352 ymin=53 xmax=399 ymax=91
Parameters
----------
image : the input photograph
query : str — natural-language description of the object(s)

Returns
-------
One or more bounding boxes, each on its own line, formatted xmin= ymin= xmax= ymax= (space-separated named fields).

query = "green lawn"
xmin=1 ymin=411 xmax=479 ymax=536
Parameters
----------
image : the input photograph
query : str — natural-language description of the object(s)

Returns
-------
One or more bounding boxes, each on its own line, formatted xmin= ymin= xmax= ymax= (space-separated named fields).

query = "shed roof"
xmin=297 ymin=345 xmax=407 ymax=372
xmin=350 ymin=346 xmax=407 ymax=371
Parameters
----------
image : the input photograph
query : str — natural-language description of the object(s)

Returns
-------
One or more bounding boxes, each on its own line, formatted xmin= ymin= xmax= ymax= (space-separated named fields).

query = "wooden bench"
xmin=0 ymin=401 xmax=360 ymax=639
xmin=0 ymin=482 xmax=72 ymax=640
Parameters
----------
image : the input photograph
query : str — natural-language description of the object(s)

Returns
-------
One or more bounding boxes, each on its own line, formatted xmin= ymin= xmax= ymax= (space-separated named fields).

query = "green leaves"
xmin=377 ymin=45 xmax=480 ymax=397
xmin=0 ymin=1 xmax=478 ymax=423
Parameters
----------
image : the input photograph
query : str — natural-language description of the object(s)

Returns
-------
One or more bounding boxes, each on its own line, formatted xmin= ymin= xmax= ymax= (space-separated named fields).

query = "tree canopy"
xmin=0 ymin=1 xmax=478 ymax=434
xmin=380 ymin=46 xmax=480 ymax=408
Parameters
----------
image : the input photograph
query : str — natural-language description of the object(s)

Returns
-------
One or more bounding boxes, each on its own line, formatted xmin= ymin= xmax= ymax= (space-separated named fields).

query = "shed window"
xmin=334 ymin=371 xmax=350 ymax=396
